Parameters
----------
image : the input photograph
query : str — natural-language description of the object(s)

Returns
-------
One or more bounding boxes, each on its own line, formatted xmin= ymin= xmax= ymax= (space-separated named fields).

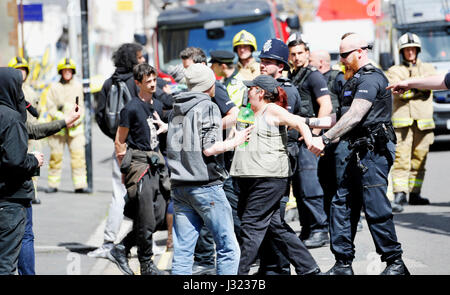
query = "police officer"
xmin=308 ymin=33 xmax=410 ymax=275
xmin=209 ymin=50 xmax=248 ymax=109
xmin=386 ymin=33 xmax=436 ymax=207
xmin=232 ymin=30 xmax=260 ymax=80
xmin=287 ymin=38 xmax=333 ymax=248
xmin=46 ymin=58 xmax=89 ymax=193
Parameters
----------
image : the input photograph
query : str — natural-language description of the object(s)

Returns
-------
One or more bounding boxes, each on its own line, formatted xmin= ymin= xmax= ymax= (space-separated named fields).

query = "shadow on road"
xmin=58 ymin=242 xmax=97 ymax=254
xmin=394 ymin=211 xmax=450 ymax=237
xmin=430 ymin=138 xmax=450 ymax=152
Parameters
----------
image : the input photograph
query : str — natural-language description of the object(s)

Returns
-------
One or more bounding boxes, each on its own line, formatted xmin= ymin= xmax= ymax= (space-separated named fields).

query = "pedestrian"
xmin=287 ymin=38 xmax=333 ymax=248
xmin=0 ymin=67 xmax=44 ymax=275
xmin=167 ymin=63 xmax=251 ymax=275
xmin=88 ymin=43 xmax=145 ymax=258
xmin=307 ymin=33 xmax=410 ymax=275
xmin=45 ymin=58 xmax=89 ymax=194
xmin=232 ymin=30 xmax=260 ymax=80
xmin=8 ymin=56 xmax=42 ymax=205
xmin=386 ymin=33 xmax=437 ymax=207
xmin=107 ymin=63 xmax=169 ymax=275
xmin=179 ymin=47 xmax=240 ymax=275
xmin=230 ymin=74 xmax=321 ymax=275
xmin=255 ymin=38 xmax=302 ymax=275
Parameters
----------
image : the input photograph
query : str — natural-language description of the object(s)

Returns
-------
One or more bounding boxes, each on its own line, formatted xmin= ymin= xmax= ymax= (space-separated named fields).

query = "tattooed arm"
xmin=323 ymin=98 xmax=372 ymax=140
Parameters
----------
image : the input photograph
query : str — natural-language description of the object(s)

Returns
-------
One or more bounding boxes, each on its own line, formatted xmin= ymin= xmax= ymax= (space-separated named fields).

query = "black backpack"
xmin=101 ymin=79 xmax=132 ymax=139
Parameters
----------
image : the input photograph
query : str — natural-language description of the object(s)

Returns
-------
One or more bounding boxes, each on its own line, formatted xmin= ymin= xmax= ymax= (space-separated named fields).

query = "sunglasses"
xmin=340 ymin=46 xmax=371 ymax=59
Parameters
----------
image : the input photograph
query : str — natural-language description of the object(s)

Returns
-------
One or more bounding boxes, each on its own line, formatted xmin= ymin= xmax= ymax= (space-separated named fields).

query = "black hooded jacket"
xmin=0 ymin=67 xmax=39 ymax=202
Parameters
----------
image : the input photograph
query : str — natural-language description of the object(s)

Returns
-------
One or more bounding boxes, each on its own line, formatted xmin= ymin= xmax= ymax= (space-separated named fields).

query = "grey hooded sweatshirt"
xmin=167 ymin=91 xmax=228 ymax=188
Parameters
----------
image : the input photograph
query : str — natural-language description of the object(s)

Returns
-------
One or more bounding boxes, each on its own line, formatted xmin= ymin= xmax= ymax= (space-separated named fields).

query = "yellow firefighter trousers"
xmin=47 ymin=132 xmax=87 ymax=189
xmin=392 ymin=121 xmax=434 ymax=194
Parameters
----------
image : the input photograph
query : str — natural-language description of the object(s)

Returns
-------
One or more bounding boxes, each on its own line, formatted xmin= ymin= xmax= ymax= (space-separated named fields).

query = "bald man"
xmin=306 ymin=33 xmax=410 ymax=275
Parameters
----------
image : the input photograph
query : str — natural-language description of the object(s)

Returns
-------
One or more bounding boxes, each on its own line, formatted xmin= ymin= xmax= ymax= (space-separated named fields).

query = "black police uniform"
xmin=289 ymin=65 xmax=330 ymax=241
xmin=330 ymin=64 xmax=403 ymax=265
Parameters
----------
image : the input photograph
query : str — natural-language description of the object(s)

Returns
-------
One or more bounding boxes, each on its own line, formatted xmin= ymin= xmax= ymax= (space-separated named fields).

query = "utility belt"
xmin=345 ymin=122 xmax=396 ymax=173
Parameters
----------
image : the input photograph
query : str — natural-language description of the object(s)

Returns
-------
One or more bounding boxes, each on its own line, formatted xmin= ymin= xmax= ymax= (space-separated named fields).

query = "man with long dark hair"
xmin=89 ymin=43 xmax=145 ymax=259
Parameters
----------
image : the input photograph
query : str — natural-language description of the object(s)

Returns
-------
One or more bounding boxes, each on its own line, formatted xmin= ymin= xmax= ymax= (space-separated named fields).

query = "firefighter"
xmin=386 ymin=33 xmax=437 ymax=206
xmin=8 ymin=56 xmax=42 ymax=204
xmin=45 ymin=58 xmax=89 ymax=193
xmin=232 ymin=30 xmax=260 ymax=80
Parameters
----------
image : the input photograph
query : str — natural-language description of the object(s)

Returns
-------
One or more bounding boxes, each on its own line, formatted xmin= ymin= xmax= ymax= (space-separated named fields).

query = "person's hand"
xmin=386 ymin=81 xmax=411 ymax=94
xmin=32 ymin=151 xmax=44 ymax=167
xmin=233 ymin=125 xmax=255 ymax=146
xmin=65 ymin=105 xmax=82 ymax=128
xmin=308 ymin=137 xmax=325 ymax=156
xmin=153 ymin=112 xmax=168 ymax=135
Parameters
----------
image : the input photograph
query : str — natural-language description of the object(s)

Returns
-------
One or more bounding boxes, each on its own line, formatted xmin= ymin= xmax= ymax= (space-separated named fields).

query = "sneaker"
xmin=192 ymin=263 xmax=216 ymax=275
xmin=390 ymin=201 xmax=404 ymax=213
xmin=87 ymin=243 xmax=114 ymax=258
xmin=394 ymin=192 xmax=407 ymax=205
xmin=107 ymin=244 xmax=134 ymax=275
xmin=140 ymin=260 xmax=169 ymax=275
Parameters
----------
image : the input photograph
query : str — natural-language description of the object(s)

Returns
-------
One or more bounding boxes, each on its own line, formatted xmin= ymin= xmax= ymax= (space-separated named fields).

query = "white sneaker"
xmin=87 ymin=243 xmax=113 ymax=258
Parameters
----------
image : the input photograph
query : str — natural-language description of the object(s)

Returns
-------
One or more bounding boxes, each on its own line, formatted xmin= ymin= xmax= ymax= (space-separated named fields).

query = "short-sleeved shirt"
xmin=304 ymin=70 xmax=330 ymax=100
xmin=212 ymin=81 xmax=235 ymax=116
xmin=119 ymin=96 xmax=164 ymax=151
xmin=445 ymin=72 xmax=450 ymax=89
xmin=343 ymin=67 xmax=392 ymax=128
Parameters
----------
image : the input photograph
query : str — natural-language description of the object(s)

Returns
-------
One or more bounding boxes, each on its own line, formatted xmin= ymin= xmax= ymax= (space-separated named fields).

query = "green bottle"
xmin=236 ymin=103 xmax=255 ymax=147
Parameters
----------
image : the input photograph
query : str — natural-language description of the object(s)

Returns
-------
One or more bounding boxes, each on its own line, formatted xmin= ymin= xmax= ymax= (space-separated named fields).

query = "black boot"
xmin=408 ymin=193 xmax=430 ymax=205
xmin=45 ymin=187 xmax=58 ymax=194
xmin=107 ymin=244 xmax=134 ymax=275
xmin=380 ymin=258 xmax=410 ymax=275
xmin=394 ymin=192 xmax=407 ymax=205
xmin=390 ymin=201 xmax=404 ymax=213
xmin=303 ymin=232 xmax=329 ymax=249
xmin=324 ymin=260 xmax=354 ymax=275
xmin=140 ymin=260 xmax=168 ymax=275
xmin=75 ymin=187 xmax=92 ymax=194
xmin=31 ymin=197 xmax=41 ymax=205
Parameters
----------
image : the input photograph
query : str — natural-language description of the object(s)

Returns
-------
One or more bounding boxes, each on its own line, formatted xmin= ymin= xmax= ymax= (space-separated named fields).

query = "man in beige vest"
xmin=386 ymin=33 xmax=436 ymax=206
xmin=46 ymin=58 xmax=89 ymax=193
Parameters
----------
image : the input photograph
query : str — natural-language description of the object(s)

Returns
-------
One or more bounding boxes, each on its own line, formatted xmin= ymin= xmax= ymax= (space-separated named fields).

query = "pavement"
xmin=31 ymin=122 xmax=450 ymax=275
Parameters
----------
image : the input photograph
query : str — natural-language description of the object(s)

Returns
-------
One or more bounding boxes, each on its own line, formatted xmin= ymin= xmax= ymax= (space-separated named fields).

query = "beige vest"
xmin=237 ymin=58 xmax=260 ymax=80
xmin=230 ymin=104 xmax=290 ymax=178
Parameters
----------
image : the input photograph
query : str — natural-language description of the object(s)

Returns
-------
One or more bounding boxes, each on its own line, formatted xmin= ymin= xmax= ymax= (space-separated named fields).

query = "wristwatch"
xmin=321 ymin=134 xmax=331 ymax=146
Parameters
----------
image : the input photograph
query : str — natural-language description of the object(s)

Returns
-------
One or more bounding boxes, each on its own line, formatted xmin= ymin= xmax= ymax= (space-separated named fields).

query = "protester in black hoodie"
xmin=0 ymin=67 xmax=44 ymax=274
xmin=88 ymin=43 xmax=146 ymax=259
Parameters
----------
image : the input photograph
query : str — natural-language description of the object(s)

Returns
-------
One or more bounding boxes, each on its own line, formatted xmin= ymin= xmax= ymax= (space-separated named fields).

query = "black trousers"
xmin=0 ymin=201 xmax=27 ymax=275
xmin=236 ymin=177 xmax=318 ymax=275
xmin=122 ymin=172 xmax=167 ymax=263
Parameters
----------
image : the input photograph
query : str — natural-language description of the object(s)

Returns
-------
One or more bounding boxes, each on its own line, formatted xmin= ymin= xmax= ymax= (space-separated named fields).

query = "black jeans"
xmin=236 ymin=177 xmax=318 ymax=275
xmin=121 ymin=172 xmax=167 ymax=263
xmin=0 ymin=201 xmax=27 ymax=275
xmin=193 ymin=176 xmax=240 ymax=266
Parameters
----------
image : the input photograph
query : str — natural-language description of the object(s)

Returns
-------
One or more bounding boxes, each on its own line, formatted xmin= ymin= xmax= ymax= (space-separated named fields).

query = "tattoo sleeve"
xmin=324 ymin=98 xmax=373 ymax=140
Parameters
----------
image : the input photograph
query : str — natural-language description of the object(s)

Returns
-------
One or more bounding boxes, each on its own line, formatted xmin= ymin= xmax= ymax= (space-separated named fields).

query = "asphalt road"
xmin=31 ymin=123 xmax=450 ymax=275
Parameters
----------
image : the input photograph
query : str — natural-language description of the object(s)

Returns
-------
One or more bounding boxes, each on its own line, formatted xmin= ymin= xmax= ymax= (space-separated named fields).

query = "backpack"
xmin=102 ymin=80 xmax=132 ymax=138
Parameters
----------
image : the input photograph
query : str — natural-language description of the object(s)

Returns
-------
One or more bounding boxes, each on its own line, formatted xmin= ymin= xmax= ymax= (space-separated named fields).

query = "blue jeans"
xmin=18 ymin=205 xmax=35 ymax=275
xmin=172 ymin=184 xmax=240 ymax=275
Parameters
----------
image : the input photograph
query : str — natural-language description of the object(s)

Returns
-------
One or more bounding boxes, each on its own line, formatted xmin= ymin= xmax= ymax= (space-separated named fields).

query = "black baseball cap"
xmin=208 ymin=50 xmax=235 ymax=64
xmin=243 ymin=75 xmax=281 ymax=94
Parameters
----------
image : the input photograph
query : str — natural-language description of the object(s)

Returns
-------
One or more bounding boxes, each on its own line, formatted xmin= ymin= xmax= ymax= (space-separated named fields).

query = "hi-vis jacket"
xmin=46 ymin=79 xmax=84 ymax=136
xmin=386 ymin=59 xmax=437 ymax=130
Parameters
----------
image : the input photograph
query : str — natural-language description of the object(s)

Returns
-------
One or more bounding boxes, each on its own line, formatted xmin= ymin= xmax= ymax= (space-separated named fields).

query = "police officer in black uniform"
xmin=287 ymin=38 xmax=333 ymax=248
xmin=255 ymin=38 xmax=303 ymax=275
xmin=307 ymin=33 xmax=410 ymax=275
